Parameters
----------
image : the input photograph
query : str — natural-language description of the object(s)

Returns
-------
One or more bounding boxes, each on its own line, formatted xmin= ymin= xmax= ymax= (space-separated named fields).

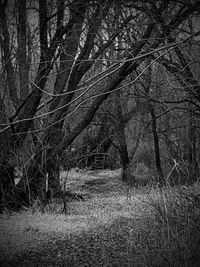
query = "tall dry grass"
xmin=144 ymin=184 xmax=200 ymax=267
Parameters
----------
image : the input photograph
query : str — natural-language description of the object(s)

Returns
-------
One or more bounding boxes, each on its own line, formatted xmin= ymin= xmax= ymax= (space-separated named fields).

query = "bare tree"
xmin=0 ymin=0 xmax=199 ymax=211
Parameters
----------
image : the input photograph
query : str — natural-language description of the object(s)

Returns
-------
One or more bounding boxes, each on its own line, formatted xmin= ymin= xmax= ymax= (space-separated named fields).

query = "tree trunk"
xmin=17 ymin=0 xmax=29 ymax=101
xmin=0 ymin=159 xmax=15 ymax=213
xmin=188 ymin=108 xmax=198 ymax=182
xmin=115 ymin=120 xmax=130 ymax=182
xmin=0 ymin=2 xmax=20 ymax=110
xmin=150 ymin=106 xmax=164 ymax=185
xmin=45 ymin=129 xmax=62 ymax=194
xmin=115 ymin=90 xmax=135 ymax=183
xmin=0 ymin=97 xmax=15 ymax=212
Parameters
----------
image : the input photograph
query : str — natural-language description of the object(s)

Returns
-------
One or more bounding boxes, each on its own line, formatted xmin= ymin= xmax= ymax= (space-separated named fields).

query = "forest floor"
xmin=0 ymin=169 xmax=200 ymax=267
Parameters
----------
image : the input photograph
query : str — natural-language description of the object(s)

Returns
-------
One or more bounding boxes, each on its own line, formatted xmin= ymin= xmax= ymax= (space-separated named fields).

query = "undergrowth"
xmin=145 ymin=184 xmax=200 ymax=267
xmin=1 ymin=170 xmax=200 ymax=267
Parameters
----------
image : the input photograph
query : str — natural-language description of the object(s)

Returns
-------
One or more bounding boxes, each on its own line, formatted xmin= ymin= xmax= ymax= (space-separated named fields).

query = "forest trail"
xmin=0 ymin=169 xmax=154 ymax=266
xmin=1 ymin=169 xmax=198 ymax=266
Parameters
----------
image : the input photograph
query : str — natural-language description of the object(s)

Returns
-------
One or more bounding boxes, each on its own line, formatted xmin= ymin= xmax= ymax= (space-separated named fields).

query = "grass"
xmin=145 ymin=185 xmax=200 ymax=267
xmin=1 ymin=169 xmax=200 ymax=266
